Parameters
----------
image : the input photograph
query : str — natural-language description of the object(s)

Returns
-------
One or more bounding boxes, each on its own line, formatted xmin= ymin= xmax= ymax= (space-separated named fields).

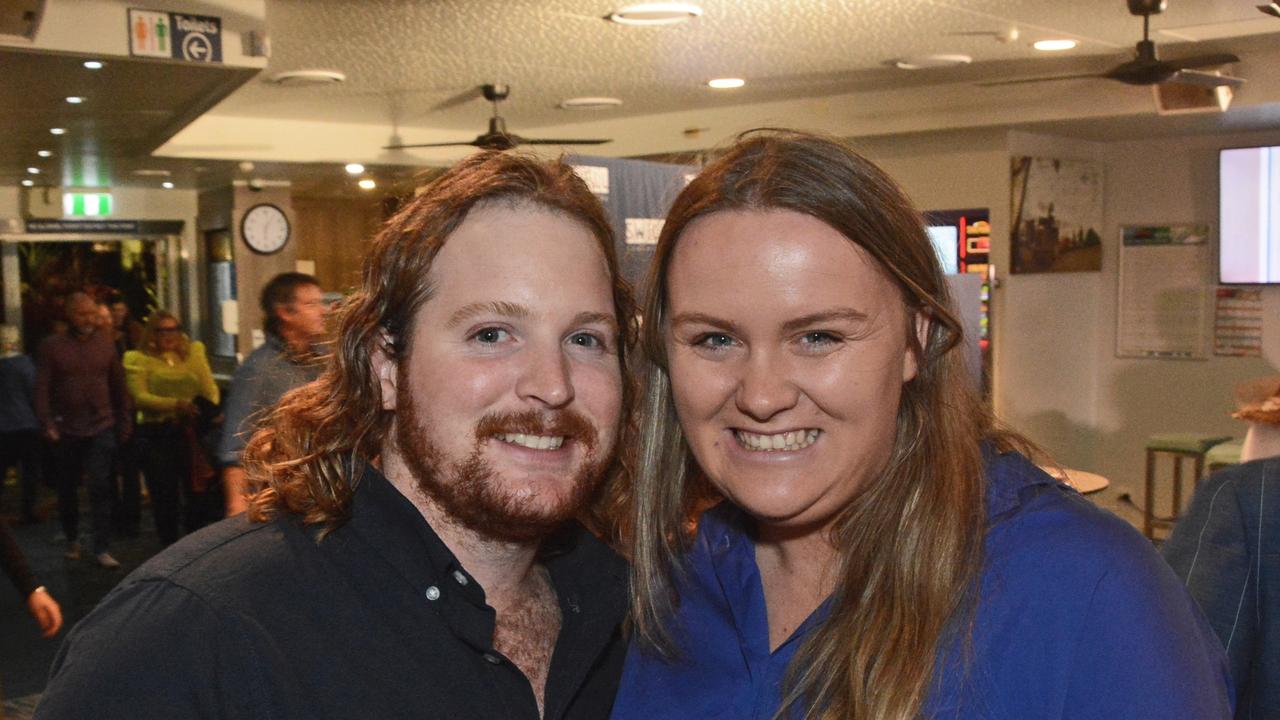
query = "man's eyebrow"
xmin=779 ymin=308 xmax=870 ymax=333
xmin=445 ymin=301 xmax=530 ymax=328
xmin=668 ymin=312 xmax=743 ymax=335
xmin=573 ymin=311 xmax=619 ymax=333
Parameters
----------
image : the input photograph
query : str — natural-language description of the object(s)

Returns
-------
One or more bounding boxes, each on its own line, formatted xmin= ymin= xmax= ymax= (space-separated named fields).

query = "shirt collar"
xmin=344 ymin=463 xmax=627 ymax=617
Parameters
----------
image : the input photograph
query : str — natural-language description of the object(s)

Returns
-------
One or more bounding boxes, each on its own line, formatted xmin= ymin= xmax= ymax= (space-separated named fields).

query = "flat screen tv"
xmin=1220 ymin=144 xmax=1280 ymax=284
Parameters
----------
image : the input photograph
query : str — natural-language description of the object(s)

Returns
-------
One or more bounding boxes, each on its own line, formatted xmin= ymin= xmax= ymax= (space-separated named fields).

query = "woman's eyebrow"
xmin=779 ymin=308 xmax=870 ymax=334
xmin=668 ymin=312 xmax=742 ymax=334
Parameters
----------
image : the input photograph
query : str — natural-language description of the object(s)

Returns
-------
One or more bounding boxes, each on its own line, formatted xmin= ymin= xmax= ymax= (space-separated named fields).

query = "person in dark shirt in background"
xmin=35 ymin=151 xmax=634 ymax=719
xmin=34 ymin=292 xmax=131 ymax=570
xmin=1 ymin=518 xmax=62 ymax=637
xmin=105 ymin=291 xmax=144 ymax=537
xmin=0 ymin=325 xmax=43 ymax=525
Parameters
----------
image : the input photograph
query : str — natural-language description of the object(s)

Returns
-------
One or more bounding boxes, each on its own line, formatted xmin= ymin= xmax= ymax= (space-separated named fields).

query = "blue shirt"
xmin=612 ymin=450 xmax=1233 ymax=719
xmin=216 ymin=334 xmax=323 ymax=465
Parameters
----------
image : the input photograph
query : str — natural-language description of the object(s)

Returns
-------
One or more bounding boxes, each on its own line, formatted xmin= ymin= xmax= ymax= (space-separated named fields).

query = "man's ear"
xmin=903 ymin=310 xmax=929 ymax=383
xmin=370 ymin=331 xmax=399 ymax=411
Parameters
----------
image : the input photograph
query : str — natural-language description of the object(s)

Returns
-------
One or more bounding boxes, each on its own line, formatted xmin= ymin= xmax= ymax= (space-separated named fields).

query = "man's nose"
xmin=515 ymin=342 xmax=574 ymax=409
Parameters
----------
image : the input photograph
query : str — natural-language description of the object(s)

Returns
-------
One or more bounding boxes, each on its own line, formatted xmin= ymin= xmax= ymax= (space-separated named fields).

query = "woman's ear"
xmin=903 ymin=310 xmax=929 ymax=383
xmin=370 ymin=331 xmax=399 ymax=410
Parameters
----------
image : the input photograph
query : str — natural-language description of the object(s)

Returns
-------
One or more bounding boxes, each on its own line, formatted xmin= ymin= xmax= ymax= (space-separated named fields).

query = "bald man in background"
xmin=35 ymin=292 xmax=131 ymax=569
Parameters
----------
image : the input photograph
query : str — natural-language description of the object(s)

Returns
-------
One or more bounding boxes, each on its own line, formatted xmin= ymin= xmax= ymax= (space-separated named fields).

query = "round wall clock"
xmin=240 ymin=203 xmax=291 ymax=255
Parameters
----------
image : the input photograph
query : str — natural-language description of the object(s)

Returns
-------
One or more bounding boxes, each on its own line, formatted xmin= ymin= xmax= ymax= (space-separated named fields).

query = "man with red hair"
xmin=37 ymin=152 xmax=634 ymax=720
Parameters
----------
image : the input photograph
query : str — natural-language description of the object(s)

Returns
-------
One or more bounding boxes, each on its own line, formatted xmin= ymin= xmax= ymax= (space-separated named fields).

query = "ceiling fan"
xmin=382 ymin=84 xmax=612 ymax=151
xmin=980 ymin=0 xmax=1245 ymax=88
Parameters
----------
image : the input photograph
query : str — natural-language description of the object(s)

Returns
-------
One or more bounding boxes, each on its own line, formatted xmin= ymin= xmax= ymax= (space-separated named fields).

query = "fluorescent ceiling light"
xmin=83 ymin=60 xmax=104 ymax=70
xmin=559 ymin=96 xmax=624 ymax=109
xmin=37 ymin=150 xmax=52 ymax=158
xmin=708 ymin=77 xmax=745 ymax=89
xmin=894 ymin=54 xmax=972 ymax=70
xmin=345 ymin=163 xmax=365 ymax=174
xmin=269 ymin=69 xmax=347 ymax=86
xmin=50 ymin=127 xmax=66 ymax=135
xmin=1033 ymin=39 xmax=1078 ymax=51
xmin=21 ymin=180 xmax=34 ymax=187
xmin=27 ymin=167 xmax=39 ymax=174
xmin=608 ymin=3 xmax=702 ymax=26
xmin=162 ymin=181 xmax=175 ymax=189
xmin=66 ymin=96 xmax=85 ymax=104
xmin=358 ymin=178 xmax=376 ymax=190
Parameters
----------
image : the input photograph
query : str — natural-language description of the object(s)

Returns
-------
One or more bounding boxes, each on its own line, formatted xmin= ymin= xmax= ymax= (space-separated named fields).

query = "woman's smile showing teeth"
xmin=495 ymin=433 xmax=566 ymax=450
xmin=733 ymin=429 xmax=820 ymax=452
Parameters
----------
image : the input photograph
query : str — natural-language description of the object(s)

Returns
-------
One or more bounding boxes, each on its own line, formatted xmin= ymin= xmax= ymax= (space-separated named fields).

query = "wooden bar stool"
xmin=1143 ymin=434 xmax=1231 ymax=540
xmin=1206 ymin=438 xmax=1244 ymax=473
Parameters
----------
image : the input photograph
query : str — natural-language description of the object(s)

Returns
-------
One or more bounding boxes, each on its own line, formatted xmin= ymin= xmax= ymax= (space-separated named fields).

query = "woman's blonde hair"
xmin=139 ymin=309 xmax=189 ymax=359
xmin=630 ymin=130 xmax=1017 ymax=719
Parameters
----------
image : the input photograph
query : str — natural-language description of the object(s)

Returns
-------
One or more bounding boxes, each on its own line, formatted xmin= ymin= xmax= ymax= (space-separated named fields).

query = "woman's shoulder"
xmin=188 ymin=340 xmax=208 ymax=357
xmin=122 ymin=348 xmax=151 ymax=367
xmin=982 ymin=451 xmax=1163 ymax=584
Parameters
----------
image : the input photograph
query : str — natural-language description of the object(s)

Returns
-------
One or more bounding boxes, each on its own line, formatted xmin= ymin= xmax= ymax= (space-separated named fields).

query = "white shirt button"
xmin=425 ymin=585 xmax=441 ymax=601
xmin=452 ymin=570 xmax=468 ymax=586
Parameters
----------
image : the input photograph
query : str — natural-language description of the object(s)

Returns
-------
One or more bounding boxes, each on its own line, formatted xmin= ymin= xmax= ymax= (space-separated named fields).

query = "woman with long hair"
xmin=611 ymin=130 xmax=1230 ymax=719
xmin=123 ymin=310 xmax=219 ymax=546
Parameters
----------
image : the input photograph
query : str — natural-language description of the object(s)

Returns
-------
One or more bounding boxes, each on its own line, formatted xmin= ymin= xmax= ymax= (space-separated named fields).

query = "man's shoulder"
xmin=121 ymin=513 xmax=317 ymax=607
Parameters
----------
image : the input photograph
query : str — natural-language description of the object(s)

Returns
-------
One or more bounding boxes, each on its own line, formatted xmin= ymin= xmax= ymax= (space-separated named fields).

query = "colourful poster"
xmin=1214 ymin=287 xmax=1263 ymax=357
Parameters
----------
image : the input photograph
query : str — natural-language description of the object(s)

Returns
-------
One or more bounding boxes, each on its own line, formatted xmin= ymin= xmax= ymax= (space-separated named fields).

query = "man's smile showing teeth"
xmin=495 ymin=433 xmax=566 ymax=450
xmin=733 ymin=429 xmax=820 ymax=452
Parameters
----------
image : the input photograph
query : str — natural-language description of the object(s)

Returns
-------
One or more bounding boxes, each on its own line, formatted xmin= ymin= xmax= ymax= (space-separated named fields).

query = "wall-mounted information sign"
xmin=128 ymin=8 xmax=222 ymax=63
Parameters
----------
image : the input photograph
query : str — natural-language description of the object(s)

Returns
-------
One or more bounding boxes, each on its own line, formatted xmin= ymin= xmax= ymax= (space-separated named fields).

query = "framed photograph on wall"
xmin=1010 ymin=157 xmax=1104 ymax=274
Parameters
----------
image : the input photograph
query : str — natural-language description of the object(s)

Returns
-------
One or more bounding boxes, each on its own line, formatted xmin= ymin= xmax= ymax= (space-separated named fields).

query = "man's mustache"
xmin=475 ymin=410 xmax=597 ymax=448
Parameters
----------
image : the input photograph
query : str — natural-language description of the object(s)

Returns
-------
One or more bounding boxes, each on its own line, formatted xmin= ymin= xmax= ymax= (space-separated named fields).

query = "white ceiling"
xmin=6 ymin=0 xmax=1280 ymax=191
xmin=160 ymin=0 xmax=1280 ymax=166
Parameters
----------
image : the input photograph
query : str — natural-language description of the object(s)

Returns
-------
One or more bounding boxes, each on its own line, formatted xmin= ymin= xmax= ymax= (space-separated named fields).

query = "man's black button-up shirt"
xmin=36 ymin=465 xmax=630 ymax=719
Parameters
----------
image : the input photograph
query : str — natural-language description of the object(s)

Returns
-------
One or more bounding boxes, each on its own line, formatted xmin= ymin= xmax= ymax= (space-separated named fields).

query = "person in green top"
xmin=123 ymin=311 xmax=220 ymax=546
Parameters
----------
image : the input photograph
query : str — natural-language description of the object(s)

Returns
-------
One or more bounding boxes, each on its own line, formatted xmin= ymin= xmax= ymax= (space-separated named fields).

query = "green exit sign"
xmin=63 ymin=193 xmax=114 ymax=217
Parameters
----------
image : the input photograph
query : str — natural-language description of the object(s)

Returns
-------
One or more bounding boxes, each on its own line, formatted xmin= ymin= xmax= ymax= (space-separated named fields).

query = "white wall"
xmin=856 ymin=124 xmax=1280 ymax=502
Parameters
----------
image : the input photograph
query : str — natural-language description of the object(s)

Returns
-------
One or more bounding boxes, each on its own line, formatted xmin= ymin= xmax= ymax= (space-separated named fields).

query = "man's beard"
xmin=394 ymin=377 xmax=613 ymax=544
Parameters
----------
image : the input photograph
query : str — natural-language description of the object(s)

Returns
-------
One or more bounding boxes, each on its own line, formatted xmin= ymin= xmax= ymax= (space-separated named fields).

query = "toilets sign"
xmin=128 ymin=9 xmax=222 ymax=63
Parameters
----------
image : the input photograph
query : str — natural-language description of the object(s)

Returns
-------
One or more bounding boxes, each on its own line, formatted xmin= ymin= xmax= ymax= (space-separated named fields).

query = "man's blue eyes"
xmin=470 ymin=328 xmax=607 ymax=348
xmin=473 ymin=328 xmax=510 ymax=343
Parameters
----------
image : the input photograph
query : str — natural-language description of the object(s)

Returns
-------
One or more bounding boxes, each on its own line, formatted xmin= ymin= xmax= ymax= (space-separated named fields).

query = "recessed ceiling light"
xmin=1033 ymin=39 xmax=1078 ymax=51
xmin=708 ymin=77 xmax=745 ymax=89
xmin=607 ymin=2 xmax=702 ymax=25
xmin=37 ymin=150 xmax=52 ymax=158
xmin=345 ymin=163 xmax=365 ymax=175
xmin=558 ymin=96 xmax=624 ymax=109
xmin=894 ymin=54 xmax=973 ymax=70
xmin=162 ymin=181 xmax=175 ymax=189
xmin=83 ymin=60 xmax=104 ymax=70
xmin=50 ymin=127 xmax=66 ymax=135
xmin=21 ymin=179 xmax=34 ymax=187
xmin=268 ymin=69 xmax=347 ymax=86
xmin=358 ymin=178 xmax=376 ymax=190
xmin=27 ymin=167 xmax=39 ymax=175
xmin=66 ymin=96 xmax=85 ymax=104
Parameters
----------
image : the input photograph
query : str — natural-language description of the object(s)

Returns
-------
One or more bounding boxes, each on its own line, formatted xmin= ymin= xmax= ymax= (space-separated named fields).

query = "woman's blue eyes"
xmin=690 ymin=331 xmax=842 ymax=351
xmin=694 ymin=333 xmax=735 ymax=349
xmin=801 ymin=331 xmax=840 ymax=346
